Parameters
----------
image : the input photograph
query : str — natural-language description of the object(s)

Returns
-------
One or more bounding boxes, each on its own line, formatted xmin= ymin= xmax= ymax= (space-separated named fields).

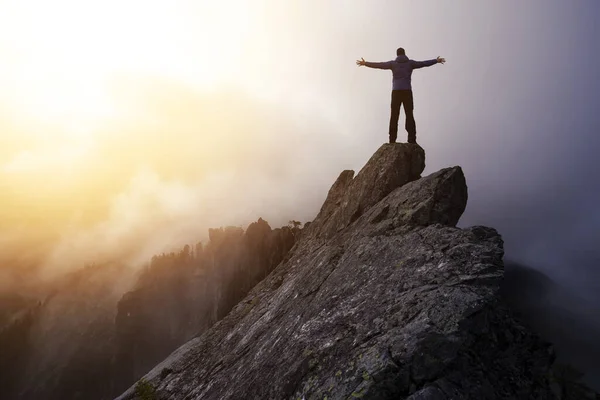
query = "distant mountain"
xmin=501 ymin=261 xmax=600 ymax=391
xmin=0 ymin=223 xmax=299 ymax=400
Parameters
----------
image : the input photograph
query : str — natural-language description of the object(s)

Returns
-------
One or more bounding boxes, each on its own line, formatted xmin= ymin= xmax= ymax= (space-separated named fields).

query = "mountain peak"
xmin=116 ymin=145 xmax=597 ymax=400
xmin=308 ymin=143 xmax=425 ymax=239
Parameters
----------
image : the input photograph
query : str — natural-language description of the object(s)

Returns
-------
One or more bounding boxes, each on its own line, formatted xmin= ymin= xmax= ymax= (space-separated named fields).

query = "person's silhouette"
xmin=357 ymin=48 xmax=445 ymax=144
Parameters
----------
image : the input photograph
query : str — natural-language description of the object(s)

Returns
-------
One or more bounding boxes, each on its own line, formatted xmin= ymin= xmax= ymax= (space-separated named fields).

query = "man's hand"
xmin=356 ymin=57 xmax=366 ymax=66
xmin=437 ymin=56 xmax=446 ymax=64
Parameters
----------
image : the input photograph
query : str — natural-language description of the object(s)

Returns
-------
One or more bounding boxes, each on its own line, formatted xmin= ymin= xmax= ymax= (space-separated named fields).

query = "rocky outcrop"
xmin=309 ymin=143 xmax=425 ymax=239
xmin=116 ymin=143 xmax=598 ymax=400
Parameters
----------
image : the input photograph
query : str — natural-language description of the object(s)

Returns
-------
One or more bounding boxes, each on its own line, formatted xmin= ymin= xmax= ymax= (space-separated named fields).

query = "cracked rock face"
xmin=116 ymin=144 xmax=597 ymax=400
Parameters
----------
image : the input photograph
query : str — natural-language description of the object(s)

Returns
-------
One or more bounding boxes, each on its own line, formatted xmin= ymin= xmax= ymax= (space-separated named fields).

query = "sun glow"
xmin=0 ymin=0 xmax=265 ymax=238
xmin=0 ymin=0 xmax=253 ymax=133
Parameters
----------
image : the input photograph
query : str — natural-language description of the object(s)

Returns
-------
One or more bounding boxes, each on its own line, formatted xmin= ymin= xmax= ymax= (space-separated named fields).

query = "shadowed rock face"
xmin=117 ymin=144 xmax=597 ymax=400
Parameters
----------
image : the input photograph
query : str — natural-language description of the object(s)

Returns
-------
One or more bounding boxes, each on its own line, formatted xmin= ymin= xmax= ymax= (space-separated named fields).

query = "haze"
xmin=0 ymin=0 xmax=598 ymax=307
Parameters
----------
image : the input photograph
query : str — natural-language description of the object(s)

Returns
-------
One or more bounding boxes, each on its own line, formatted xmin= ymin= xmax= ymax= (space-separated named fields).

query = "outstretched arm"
xmin=356 ymin=57 xmax=393 ymax=69
xmin=411 ymin=56 xmax=446 ymax=69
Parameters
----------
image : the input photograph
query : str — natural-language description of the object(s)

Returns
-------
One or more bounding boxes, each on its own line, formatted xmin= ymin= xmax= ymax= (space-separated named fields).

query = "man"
xmin=356 ymin=48 xmax=445 ymax=144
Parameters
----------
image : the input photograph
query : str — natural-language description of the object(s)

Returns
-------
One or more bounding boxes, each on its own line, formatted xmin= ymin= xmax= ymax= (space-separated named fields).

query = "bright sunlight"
xmin=0 ymin=0 xmax=269 ymax=237
xmin=0 ymin=0 xmax=253 ymax=134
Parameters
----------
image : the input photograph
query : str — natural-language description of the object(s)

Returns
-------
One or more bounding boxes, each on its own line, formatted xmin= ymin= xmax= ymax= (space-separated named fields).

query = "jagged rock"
xmin=352 ymin=167 xmax=467 ymax=239
xmin=308 ymin=143 xmax=425 ymax=239
xmin=116 ymin=143 xmax=596 ymax=400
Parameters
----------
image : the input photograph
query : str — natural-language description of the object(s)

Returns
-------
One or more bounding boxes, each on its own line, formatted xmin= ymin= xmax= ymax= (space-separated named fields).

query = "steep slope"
xmin=117 ymin=143 xmax=597 ymax=399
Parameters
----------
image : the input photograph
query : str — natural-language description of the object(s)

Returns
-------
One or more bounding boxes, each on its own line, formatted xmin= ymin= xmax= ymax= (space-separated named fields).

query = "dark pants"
xmin=389 ymin=90 xmax=416 ymax=143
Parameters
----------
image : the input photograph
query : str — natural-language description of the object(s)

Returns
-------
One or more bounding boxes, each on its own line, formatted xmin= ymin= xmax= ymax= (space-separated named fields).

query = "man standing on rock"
xmin=357 ymin=48 xmax=445 ymax=144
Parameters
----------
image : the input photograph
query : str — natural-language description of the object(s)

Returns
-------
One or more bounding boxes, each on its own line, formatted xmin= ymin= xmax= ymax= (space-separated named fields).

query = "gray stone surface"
xmin=308 ymin=143 xmax=425 ymax=239
xmin=116 ymin=143 xmax=598 ymax=400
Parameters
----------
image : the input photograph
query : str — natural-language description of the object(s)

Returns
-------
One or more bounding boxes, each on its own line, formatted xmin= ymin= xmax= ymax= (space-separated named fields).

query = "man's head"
xmin=396 ymin=47 xmax=405 ymax=56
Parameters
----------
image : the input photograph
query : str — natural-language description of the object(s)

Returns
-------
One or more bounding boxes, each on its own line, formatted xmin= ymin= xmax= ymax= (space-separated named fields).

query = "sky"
xmin=0 ymin=0 xmax=598 ymax=303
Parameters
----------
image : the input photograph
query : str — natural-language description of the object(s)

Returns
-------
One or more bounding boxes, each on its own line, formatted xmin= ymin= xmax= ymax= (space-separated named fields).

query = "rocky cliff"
xmin=116 ymin=143 xmax=598 ymax=400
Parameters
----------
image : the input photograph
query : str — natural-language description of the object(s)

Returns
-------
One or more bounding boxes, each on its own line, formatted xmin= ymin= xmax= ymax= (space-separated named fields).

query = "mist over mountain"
xmin=0 ymin=218 xmax=300 ymax=399
xmin=2 ymin=1 xmax=599 ymax=310
xmin=501 ymin=261 xmax=600 ymax=391
xmin=0 ymin=85 xmax=359 ymax=293
xmin=0 ymin=1 xmax=598 ymax=399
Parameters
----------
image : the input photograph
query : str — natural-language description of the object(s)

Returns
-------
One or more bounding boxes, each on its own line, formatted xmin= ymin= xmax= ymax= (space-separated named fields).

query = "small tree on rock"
xmin=288 ymin=220 xmax=302 ymax=229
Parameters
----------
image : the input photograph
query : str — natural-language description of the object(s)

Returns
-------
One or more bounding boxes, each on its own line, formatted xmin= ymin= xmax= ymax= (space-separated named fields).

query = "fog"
xmin=1 ymin=1 xmax=599 ymax=309
xmin=0 ymin=83 xmax=357 ymax=285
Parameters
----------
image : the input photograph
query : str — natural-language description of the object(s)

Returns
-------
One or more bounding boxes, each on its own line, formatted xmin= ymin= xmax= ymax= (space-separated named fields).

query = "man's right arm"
xmin=363 ymin=61 xmax=393 ymax=70
xmin=356 ymin=58 xmax=393 ymax=69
